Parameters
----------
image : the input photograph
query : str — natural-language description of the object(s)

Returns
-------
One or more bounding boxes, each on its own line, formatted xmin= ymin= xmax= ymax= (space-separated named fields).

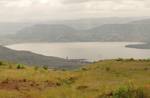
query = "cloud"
xmin=0 ymin=0 xmax=58 ymax=7
xmin=0 ymin=0 xmax=149 ymax=22
xmin=62 ymin=0 xmax=142 ymax=4
xmin=63 ymin=0 xmax=119 ymax=4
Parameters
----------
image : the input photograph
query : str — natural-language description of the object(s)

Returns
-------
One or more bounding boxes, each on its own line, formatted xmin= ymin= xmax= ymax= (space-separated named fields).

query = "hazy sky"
xmin=0 ymin=0 xmax=150 ymax=22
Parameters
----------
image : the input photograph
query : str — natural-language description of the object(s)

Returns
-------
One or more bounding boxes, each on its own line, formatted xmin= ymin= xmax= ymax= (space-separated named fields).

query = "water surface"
xmin=6 ymin=42 xmax=150 ymax=61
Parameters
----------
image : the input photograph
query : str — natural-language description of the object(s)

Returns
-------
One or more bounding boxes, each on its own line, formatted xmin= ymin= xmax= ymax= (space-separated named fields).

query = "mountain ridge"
xmin=7 ymin=18 xmax=150 ymax=43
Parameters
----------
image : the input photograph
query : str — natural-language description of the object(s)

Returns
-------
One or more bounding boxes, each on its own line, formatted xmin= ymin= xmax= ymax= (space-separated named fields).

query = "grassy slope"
xmin=0 ymin=59 xmax=149 ymax=98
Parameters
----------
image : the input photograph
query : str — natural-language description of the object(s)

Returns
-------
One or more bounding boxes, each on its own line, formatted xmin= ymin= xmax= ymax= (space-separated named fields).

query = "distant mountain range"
xmin=0 ymin=17 xmax=146 ymax=34
xmin=1 ymin=18 xmax=148 ymax=44
xmin=0 ymin=46 xmax=88 ymax=69
xmin=0 ymin=17 xmax=149 ymax=45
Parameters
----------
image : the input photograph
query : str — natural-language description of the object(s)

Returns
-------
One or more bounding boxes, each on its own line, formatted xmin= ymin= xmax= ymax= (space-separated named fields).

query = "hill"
xmin=60 ymin=17 xmax=140 ymax=30
xmin=0 ymin=59 xmax=149 ymax=98
xmin=0 ymin=23 xmax=32 ymax=35
xmin=126 ymin=43 xmax=150 ymax=49
xmin=0 ymin=46 xmax=88 ymax=69
xmin=0 ymin=17 xmax=137 ymax=35
xmin=3 ymin=18 xmax=149 ymax=44
xmin=131 ymin=18 xmax=150 ymax=24
xmin=13 ymin=24 xmax=80 ymax=42
xmin=85 ymin=23 xmax=150 ymax=42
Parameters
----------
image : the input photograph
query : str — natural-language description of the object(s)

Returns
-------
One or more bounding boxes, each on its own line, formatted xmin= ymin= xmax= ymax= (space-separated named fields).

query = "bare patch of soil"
xmin=0 ymin=79 xmax=60 ymax=91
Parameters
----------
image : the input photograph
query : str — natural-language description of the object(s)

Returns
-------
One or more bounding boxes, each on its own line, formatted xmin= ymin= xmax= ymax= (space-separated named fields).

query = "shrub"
xmin=105 ymin=67 xmax=110 ymax=71
xmin=113 ymin=86 xmax=131 ymax=98
xmin=0 ymin=61 xmax=3 ymax=66
xmin=43 ymin=65 xmax=48 ymax=70
xmin=16 ymin=64 xmax=25 ymax=69
xmin=116 ymin=58 xmax=124 ymax=61
xmin=81 ymin=67 xmax=88 ymax=71
xmin=34 ymin=66 xmax=39 ymax=71
xmin=112 ymin=86 xmax=147 ymax=98
xmin=127 ymin=58 xmax=135 ymax=61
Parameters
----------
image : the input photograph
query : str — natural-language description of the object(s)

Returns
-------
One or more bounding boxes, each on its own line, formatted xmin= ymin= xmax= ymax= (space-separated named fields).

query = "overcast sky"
xmin=0 ymin=0 xmax=150 ymax=22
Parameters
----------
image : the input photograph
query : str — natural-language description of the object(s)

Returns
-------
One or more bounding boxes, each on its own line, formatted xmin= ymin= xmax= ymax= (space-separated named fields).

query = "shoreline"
xmin=126 ymin=43 xmax=150 ymax=49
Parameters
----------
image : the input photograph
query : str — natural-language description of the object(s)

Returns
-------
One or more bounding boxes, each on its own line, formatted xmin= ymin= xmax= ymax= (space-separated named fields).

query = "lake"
xmin=6 ymin=42 xmax=150 ymax=61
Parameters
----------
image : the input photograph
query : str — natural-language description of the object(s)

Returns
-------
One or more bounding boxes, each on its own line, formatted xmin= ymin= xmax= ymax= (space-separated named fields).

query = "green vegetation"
xmin=16 ymin=64 xmax=25 ymax=69
xmin=42 ymin=65 xmax=48 ymax=70
xmin=0 ymin=59 xmax=149 ymax=98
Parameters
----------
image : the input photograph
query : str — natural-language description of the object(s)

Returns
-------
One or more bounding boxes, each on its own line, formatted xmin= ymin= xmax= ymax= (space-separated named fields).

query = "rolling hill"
xmin=0 ymin=46 xmax=88 ymax=69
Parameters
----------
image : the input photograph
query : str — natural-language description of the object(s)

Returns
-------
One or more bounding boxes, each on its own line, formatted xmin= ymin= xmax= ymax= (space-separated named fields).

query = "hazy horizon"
xmin=0 ymin=0 xmax=150 ymax=22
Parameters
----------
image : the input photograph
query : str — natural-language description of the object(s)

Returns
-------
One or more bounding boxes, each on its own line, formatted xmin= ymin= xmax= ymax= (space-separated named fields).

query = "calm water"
xmin=6 ymin=42 xmax=150 ymax=61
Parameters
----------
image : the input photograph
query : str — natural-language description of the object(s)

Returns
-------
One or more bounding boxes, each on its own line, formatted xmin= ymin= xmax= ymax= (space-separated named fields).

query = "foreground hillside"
xmin=0 ymin=46 xmax=88 ymax=69
xmin=0 ymin=59 xmax=149 ymax=98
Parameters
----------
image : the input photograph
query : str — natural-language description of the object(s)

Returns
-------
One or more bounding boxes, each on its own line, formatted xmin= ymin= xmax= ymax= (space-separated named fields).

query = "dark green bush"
xmin=116 ymin=58 xmax=124 ymax=61
xmin=0 ymin=61 xmax=3 ymax=66
xmin=43 ymin=65 xmax=48 ymax=70
xmin=127 ymin=58 xmax=135 ymax=61
xmin=16 ymin=64 xmax=25 ymax=69
xmin=81 ymin=67 xmax=88 ymax=71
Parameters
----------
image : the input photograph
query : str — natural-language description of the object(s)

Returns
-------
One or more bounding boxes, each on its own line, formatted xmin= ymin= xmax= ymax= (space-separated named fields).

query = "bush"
xmin=105 ymin=67 xmax=110 ymax=71
xmin=99 ymin=83 xmax=148 ymax=98
xmin=0 ymin=61 xmax=3 ymax=66
xmin=43 ymin=65 xmax=48 ymax=70
xmin=112 ymin=86 xmax=147 ymax=98
xmin=34 ymin=66 xmax=39 ymax=71
xmin=81 ymin=67 xmax=88 ymax=71
xmin=16 ymin=64 xmax=25 ymax=69
xmin=113 ymin=86 xmax=131 ymax=98
xmin=116 ymin=58 xmax=124 ymax=61
xmin=127 ymin=58 xmax=135 ymax=61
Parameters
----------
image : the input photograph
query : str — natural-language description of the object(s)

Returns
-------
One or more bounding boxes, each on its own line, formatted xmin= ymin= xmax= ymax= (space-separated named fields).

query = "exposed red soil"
xmin=0 ymin=79 xmax=61 ymax=91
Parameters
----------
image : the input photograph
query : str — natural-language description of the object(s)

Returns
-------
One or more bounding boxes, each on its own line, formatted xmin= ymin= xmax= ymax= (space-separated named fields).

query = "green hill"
xmin=0 ymin=59 xmax=149 ymax=98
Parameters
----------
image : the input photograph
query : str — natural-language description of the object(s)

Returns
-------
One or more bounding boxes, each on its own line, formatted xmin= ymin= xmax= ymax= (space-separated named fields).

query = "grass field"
xmin=0 ymin=59 xmax=149 ymax=98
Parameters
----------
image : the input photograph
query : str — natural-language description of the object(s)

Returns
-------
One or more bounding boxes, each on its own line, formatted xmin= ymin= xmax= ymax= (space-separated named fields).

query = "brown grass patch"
xmin=0 ymin=79 xmax=60 ymax=91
